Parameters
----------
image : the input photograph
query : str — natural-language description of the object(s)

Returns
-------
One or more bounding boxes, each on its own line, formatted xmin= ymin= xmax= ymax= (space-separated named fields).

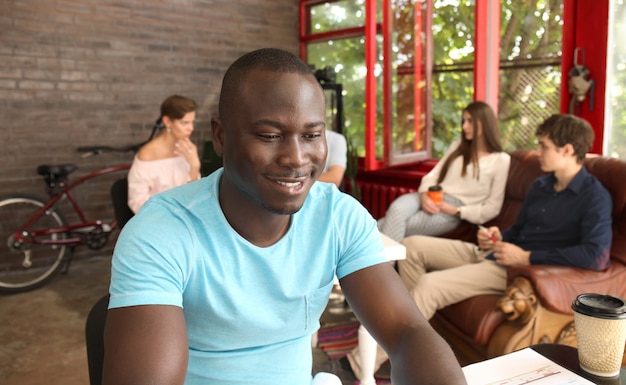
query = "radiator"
xmin=356 ymin=182 xmax=417 ymax=220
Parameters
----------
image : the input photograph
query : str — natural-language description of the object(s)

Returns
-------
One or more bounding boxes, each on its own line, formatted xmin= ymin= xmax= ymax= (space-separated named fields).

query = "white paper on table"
xmin=462 ymin=347 xmax=595 ymax=385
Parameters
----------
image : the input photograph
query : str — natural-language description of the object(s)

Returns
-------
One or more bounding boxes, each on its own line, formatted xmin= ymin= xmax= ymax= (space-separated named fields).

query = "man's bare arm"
xmin=103 ymin=305 xmax=188 ymax=385
xmin=341 ymin=263 xmax=467 ymax=385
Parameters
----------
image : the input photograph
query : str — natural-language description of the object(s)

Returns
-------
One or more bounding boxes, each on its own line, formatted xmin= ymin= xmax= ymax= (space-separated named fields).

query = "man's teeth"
xmin=276 ymin=181 xmax=301 ymax=187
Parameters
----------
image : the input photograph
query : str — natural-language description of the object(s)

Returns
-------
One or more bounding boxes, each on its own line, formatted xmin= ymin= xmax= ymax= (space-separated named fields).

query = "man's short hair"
xmin=536 ymin=114 xmax=595 ymax=163
xmin=218 ymin=48 xmax=318 ymax=121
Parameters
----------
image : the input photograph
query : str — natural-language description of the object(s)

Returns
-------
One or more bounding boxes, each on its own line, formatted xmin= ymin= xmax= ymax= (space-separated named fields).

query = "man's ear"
xmin=562 ymin=143 xmax=575 ymax=158
xmin=211 ymin=118 xmax=224 ymax=157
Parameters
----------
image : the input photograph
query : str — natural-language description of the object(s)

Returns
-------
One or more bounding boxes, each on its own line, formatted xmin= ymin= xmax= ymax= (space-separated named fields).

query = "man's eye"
xmin=260 ymin=134 xmax=280 ymax=140
xmin=304 ymin=133 xmax=322 ymax=140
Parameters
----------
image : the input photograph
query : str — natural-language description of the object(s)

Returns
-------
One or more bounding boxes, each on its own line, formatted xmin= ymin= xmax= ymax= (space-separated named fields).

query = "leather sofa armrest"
xmin=505 ymin=263 xmax=626 ymax=315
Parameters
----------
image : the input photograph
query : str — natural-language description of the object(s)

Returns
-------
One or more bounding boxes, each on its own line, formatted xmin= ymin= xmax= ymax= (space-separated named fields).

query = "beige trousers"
xmin=347 ymin=235 xmax=508 ymax=377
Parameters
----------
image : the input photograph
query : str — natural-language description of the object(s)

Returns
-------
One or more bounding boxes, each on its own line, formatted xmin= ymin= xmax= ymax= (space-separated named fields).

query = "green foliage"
xmin=497 ymin=0 xmax=563 ymax=152
xmin=306 ymin=0 xmax=564 ymax=162
xmin=430 ymin=0 xmax=563 ymax=156
xmin=308 ymin=38 xmax=368 ymax=157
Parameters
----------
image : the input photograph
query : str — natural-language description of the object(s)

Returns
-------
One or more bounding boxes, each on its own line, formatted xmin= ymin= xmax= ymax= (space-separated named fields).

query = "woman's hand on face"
xmin=174 ymin=138 xmax=200 ymax=166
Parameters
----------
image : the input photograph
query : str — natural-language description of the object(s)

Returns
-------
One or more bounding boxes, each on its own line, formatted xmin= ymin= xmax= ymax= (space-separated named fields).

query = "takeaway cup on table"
xmin=571 ymin=293 xmax=626 ymax=378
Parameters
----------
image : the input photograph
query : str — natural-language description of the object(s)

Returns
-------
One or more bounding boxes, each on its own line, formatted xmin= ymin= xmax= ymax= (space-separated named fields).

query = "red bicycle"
xmin=0 ymin=140 xmax=147 ymax=294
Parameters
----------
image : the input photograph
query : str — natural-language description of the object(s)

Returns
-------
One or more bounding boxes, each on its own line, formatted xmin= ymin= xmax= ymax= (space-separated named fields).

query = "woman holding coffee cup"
xmin=378 ymin=101 xmax=511 ymax=242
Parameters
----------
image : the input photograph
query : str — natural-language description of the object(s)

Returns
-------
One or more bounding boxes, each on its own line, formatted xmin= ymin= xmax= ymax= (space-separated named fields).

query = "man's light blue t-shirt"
xmin=109 ymin=168 xmax=386 ymax=385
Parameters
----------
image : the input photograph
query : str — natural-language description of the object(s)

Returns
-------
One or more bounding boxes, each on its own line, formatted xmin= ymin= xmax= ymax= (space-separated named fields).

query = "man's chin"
xmin=539 ymin=163 xmax=552 ymax=172
xmin=263 ymin=202 xmax=304 ymax=216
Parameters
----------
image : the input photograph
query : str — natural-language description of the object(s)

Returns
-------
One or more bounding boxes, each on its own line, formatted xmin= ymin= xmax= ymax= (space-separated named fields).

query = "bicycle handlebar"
xmin=76 ymin=120 xmax=162 ymax=158
xmin=76 ymin=141 xmax=148 ymax=158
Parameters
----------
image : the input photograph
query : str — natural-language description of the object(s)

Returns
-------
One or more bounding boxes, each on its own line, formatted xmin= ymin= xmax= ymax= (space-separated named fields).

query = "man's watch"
xmin=455 ymin=207 xmax=461 ymax=217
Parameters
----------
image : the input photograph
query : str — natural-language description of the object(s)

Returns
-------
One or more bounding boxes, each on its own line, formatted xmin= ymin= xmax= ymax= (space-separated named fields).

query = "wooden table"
xmin=531 ymin=344 xmax=625 ymax=385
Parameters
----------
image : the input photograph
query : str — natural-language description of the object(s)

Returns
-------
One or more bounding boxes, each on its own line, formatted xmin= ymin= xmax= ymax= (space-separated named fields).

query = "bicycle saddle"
xmin=37 ymin=164 xmax=78 ymax=180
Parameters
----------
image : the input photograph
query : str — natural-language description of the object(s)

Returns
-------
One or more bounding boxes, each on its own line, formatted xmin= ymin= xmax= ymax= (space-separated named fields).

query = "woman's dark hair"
xmin=437 ymin=101 xmax=503 ymax=184
xmin=147 ymin=95 xmax=197 ymax=140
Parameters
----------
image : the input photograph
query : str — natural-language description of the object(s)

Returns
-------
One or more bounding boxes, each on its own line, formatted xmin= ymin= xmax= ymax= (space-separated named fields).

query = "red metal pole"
xmin=364 ymin=0 xmax=378 ymax=170
xmin=474 ymin=0 xmax=500 ymax=113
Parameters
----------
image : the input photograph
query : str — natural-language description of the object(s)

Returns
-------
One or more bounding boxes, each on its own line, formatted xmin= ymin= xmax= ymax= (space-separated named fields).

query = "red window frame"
xmin=300 ymin=0 xmax=409 ymax=172
xmin=299 ymin=0 xmax=503 ymax=171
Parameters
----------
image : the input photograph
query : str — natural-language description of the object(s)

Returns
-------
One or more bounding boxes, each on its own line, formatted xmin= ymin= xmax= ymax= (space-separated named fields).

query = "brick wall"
xmin=0 ymin=0 xmax=298 ymax=257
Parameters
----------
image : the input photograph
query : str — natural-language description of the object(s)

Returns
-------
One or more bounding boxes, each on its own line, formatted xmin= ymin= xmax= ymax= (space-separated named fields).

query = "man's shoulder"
xmin=581 ymin=168 xmax=612 ymax=200
xmin=307 ymin=182 xmax=365 ymax=213
xmin=309 ymin=181 xmax=347 ymax=200
xmin=150 ymin=171 xmax=219 ymax=211
xmin=529 ymin=173 xmax=552 ymax=189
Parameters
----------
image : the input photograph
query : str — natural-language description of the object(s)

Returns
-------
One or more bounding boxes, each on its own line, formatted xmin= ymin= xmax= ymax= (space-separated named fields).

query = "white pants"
xmin=312 ymin=372 xmax=342 ymax=385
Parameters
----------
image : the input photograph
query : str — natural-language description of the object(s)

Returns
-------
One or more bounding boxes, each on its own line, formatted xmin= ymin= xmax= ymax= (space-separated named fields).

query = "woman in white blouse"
xmin=378 ymin=101 xmax=511 ymax=242
xmin=127 ymin=95 xmax=201 ymax=213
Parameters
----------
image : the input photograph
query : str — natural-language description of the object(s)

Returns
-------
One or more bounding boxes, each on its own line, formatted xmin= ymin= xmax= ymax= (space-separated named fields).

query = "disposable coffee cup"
xmin=571 ymin=293 xmax=626 ymax=377
xmin=428 ymin=185 xmax=443 ymax=204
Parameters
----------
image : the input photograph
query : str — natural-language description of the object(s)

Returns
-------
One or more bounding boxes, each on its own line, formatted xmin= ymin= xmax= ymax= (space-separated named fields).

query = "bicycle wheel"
xmin=0 ymin=195 xmax=68 ymax=293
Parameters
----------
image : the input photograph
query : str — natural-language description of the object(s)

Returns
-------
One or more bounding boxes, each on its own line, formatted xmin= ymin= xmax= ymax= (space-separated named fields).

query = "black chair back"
xmin=110 ymin=178 xmax=134 ymax=229
xmin=85 ymin=294 xmax=109 ymax=385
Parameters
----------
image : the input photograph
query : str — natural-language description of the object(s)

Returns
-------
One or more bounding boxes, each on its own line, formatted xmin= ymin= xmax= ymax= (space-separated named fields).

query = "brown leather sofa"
xmin=430 ymin=149 xmax=626 ymax=365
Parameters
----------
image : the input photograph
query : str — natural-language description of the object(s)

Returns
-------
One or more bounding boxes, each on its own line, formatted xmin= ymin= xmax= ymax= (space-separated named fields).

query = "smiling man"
xmin=102 ymin=48 xmax=466 ymax=385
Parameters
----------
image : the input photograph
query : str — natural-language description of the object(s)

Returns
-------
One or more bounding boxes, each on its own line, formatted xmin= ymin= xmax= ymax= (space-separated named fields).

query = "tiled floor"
xmin=0 ymin=255 xmax=111 ymax=385
xmin=0 ymin=255 xmax=358 ymax=385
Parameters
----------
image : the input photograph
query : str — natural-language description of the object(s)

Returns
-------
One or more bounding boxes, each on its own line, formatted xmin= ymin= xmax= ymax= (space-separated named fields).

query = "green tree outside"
xmin=306 ymin=0 xmax=563 ymax=161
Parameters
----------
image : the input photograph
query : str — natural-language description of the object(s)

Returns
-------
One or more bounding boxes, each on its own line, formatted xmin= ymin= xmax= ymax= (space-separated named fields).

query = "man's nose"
xmin=278 ymin=138 xmax=309 ymax=167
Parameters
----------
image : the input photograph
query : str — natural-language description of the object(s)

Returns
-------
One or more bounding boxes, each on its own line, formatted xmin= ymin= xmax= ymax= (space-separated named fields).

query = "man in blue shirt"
xmin=348 ymin=113 xmax=613 ymax=376
xmin=102 ymin=48 xmax=467 ymax=385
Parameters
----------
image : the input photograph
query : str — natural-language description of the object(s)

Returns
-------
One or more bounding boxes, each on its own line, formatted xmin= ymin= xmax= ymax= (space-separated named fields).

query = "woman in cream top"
xmin=128 ymin=95 xmax=201 ymax=214
xmin=378 ymin=101 xmax=511 ymax=242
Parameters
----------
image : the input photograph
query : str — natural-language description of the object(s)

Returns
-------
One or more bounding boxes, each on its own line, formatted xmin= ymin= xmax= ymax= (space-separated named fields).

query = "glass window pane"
xmin=499 ymin=0 xmax=563 ymax=152
xmin=604 ymin=0 xmax=626 ymax=158
xmin=431 ymin=71 xmax=473 ymax=157
xmin=308 ymin=37 xmax=370 ymax=156
xmin=431 ymin=0 xmax=475 ymax=158
xmin=309 ymin=0 xmax=382 ymax=34
xmin=388 ymin=0 xmax=429 ymax=164
xmin=499 ymin=65 xmax=561 ymax=151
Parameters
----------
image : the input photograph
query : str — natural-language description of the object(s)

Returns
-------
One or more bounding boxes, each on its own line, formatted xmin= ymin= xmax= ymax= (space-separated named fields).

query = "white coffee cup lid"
xmin=572 ymin=293 xmax=626 ymax=320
